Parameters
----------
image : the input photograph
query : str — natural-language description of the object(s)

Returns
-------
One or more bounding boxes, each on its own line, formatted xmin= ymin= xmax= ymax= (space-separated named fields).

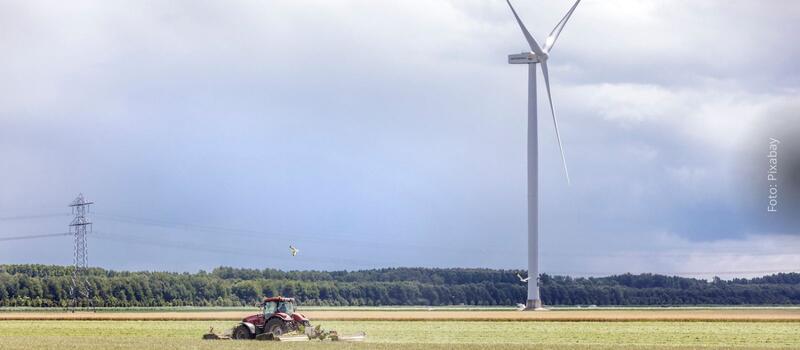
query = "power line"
xmin=93 ymin=231 xmax=249 ymax=257
xmin=92 ymin=211 xmax=474 ymax=254
xmin=94 ymin=212 xmax=379 ymax=243
xmin=0 ymin=213 xmax=71 ymax=221
xmin=0 ymin=232 xmax=71 ymax=242
xmin=92 ymin=230 xmax=397 ymax=268
xmin=3 ymin=219 xmax=794 ymax=261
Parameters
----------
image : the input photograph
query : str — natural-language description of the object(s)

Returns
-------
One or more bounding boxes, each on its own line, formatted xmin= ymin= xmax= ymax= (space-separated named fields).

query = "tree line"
xmin=0 ymin=264 xmax=799 ymax=307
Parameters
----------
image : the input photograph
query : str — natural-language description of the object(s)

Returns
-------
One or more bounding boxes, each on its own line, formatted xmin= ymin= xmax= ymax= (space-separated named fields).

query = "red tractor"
xmin=231 ymin=296 xmax=311 ymax=339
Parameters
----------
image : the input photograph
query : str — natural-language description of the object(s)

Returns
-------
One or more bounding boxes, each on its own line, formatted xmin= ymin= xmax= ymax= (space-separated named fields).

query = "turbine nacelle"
xmin=508 ymin=51 xmax=548 ymax=64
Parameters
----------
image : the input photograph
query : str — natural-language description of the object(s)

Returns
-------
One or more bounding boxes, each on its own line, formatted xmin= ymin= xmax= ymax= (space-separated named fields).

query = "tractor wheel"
xmin=265 ymin=318 xmax=286 ymax=336
xmin=232 ymin=324 xmax=253 ymax=340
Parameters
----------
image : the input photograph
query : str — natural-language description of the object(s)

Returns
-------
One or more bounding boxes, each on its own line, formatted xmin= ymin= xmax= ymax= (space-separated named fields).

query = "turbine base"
xmin=524 ymin=299 xmax=547 ymax=311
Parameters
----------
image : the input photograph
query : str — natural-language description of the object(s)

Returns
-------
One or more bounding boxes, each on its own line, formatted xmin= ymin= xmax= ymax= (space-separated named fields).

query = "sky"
xmin=0 ymin=0 xmax=798 ymax=278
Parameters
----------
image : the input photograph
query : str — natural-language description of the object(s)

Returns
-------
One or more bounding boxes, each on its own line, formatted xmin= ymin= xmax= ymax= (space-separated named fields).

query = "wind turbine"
xmin=506 ymin=0 xmax=580 ymax=310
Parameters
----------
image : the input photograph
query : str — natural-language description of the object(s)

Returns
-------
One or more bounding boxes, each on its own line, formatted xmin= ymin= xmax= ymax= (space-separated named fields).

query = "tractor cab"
xmin=263 ymin=298 xmax=295 ymax=317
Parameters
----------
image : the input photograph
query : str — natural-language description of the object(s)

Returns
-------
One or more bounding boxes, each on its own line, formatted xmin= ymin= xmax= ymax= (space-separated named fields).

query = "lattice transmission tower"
xmin=68 ymin=193 xmax=94 ymax=311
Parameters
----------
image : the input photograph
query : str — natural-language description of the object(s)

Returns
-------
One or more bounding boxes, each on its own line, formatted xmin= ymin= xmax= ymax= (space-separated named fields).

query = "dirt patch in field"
xmin=1 ymin=309 xmax=800 ymax=322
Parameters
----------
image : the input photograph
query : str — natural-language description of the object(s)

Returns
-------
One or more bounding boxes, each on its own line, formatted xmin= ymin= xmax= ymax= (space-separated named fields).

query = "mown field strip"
xmin=2 ymin=320 xmax=800 ymax=349
xmin=2 ymin=309 xmax=800 ymax=321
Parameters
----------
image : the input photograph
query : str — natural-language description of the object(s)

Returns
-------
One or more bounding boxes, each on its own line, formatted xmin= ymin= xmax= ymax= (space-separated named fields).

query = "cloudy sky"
xmin=1 ymin=0 xmax=798 ymax=278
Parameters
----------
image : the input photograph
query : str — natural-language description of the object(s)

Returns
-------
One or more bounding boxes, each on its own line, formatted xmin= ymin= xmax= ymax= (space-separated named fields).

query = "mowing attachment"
xmin=202 ymin=324 xmax=366 ymax=342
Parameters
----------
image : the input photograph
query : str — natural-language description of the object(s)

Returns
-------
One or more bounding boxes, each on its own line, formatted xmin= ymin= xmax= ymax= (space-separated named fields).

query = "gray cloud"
xmin=0 ymin=0 xmax=798 ymax=277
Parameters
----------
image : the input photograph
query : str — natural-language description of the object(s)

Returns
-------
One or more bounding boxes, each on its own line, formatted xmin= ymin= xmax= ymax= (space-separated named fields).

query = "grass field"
xmin=1 ymin=309 xmax=799 ymax=349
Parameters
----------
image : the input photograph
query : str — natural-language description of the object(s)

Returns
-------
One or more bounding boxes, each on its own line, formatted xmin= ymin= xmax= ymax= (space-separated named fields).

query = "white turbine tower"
xmin=506 ymin=0 xmax=580 ymax=310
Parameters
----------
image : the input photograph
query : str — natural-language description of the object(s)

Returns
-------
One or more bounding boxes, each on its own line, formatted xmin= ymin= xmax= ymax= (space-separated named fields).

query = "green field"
xmin=0 ymin=320 xmax=798 ymax=349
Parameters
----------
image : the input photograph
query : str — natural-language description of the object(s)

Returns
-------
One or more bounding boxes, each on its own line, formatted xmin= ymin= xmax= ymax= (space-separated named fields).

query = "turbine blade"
xmin=543 ymin=0 xmax=581 ymax=53
xmin=540 ymin=61 xmax=571 ymax=185
xmin=506 ymin=0 xmax=544 ymax=56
